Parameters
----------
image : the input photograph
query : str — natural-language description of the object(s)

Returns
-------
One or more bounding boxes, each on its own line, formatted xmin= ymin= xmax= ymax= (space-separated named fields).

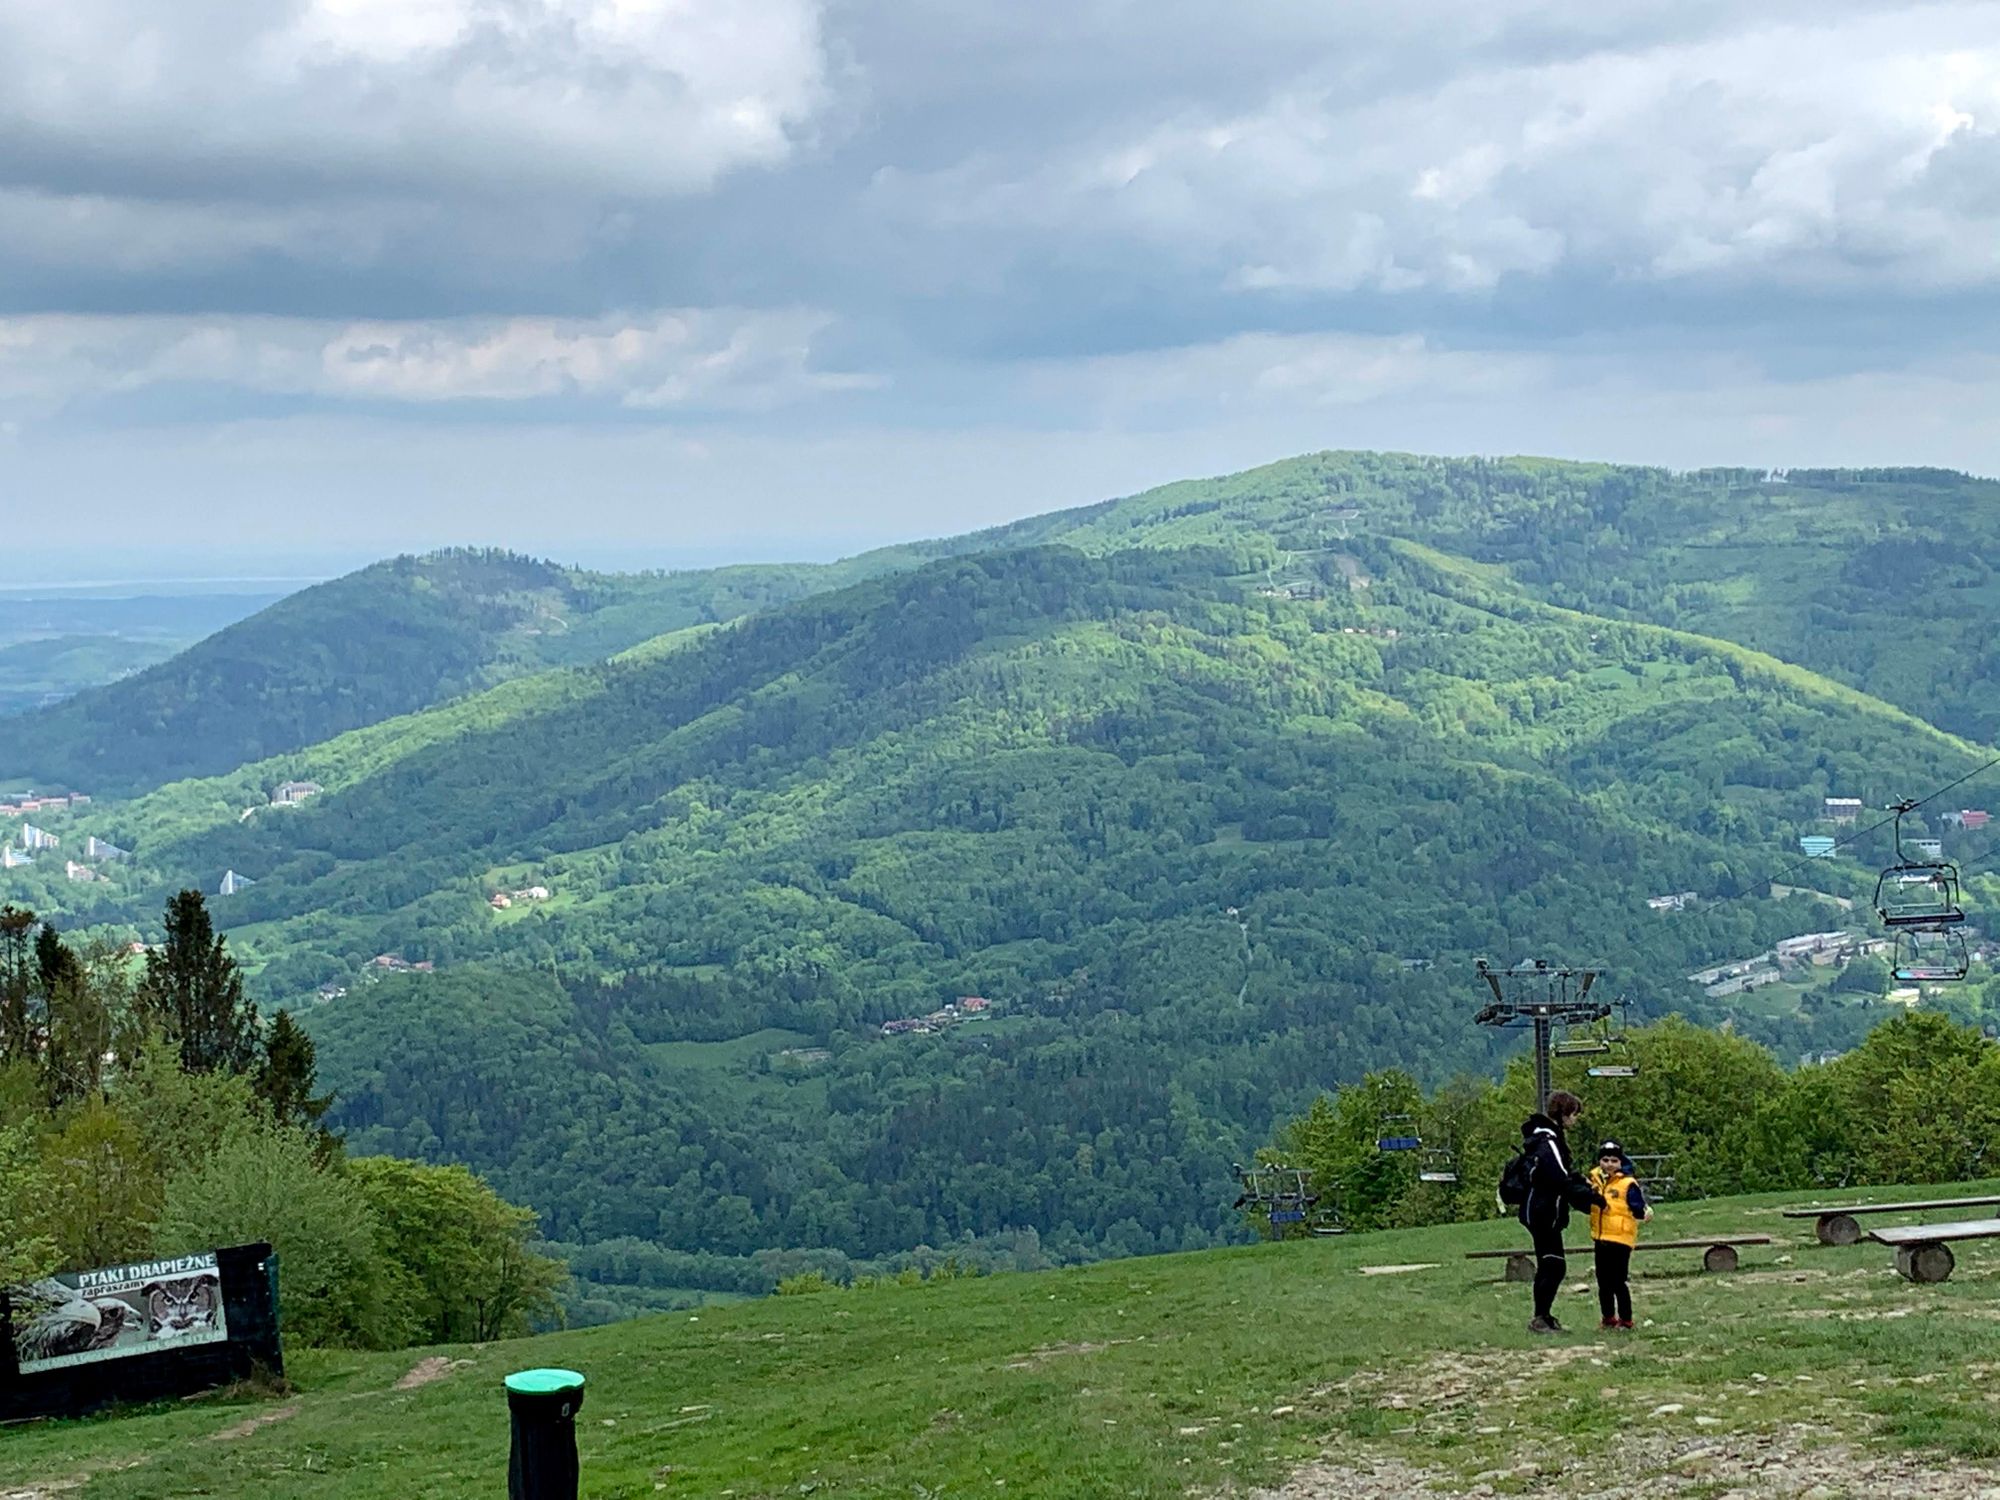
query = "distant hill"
xmin=0 ymin=529 xmax=1097 ymax=795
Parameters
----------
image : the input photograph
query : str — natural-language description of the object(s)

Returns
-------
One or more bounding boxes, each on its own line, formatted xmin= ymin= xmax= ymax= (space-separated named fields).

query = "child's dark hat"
xmin=1597 ymin=1139 xmax=1624 ymax=1157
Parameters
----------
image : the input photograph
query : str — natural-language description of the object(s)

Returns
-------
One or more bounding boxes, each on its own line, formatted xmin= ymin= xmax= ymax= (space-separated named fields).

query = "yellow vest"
xmin=1589 ymin=1167 xmax=1640 ymax=1247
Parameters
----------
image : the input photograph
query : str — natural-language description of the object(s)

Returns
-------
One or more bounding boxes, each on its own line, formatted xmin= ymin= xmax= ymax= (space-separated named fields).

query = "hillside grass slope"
xmin=13 ymin=1180 xmax=2000 ymax=1498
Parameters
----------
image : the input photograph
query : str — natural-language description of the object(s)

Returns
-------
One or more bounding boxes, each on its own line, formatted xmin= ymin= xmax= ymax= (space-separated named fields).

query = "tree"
xmin=137 ymin=890 xmax=259 ymax=1076
xmin=155 ymin=1125 xmax=397 ymax=1349
xmin=349 ymin=1157 xmax=566 ymax=1343
xmin=39 ymin=931 xmax=115 ymax=1110
xmin=0 ymin=906 xmax=36 ymax=1067
xmin=0 ymin=1122 xmax=56 ymax=1284
xmin=255 ymin=1010 xmax=333 ymax=1138
xmin=35 ymin=1100 xmax=161 ymax=1267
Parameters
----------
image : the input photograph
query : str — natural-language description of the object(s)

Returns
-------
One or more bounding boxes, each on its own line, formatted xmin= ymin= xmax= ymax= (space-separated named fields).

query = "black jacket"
xmin=1518 ymin=1112 xmax=1605 ymax=1232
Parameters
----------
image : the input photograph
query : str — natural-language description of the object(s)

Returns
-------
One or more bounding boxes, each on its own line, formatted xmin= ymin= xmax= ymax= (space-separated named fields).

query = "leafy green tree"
xmin=117 ymin=1038 xmax=264 ymax=1169
xmin=35 ymin=1099 xmax=161 ymax=1267
xmin=0 ymin=1122 xmax=56 ymax=1284
xmin=137 ymin=890 xmax=259 ymax=1076
xmin=1828 ymin=1013 xmax=2000 ymax=1184
xmin=349 ymin=1157 xmax=566 ymax=1342
xmin=1835 ymin=956 xmax=1892 ymax=996
xmin=155 ymin=1125 xmax=395 ymax=1348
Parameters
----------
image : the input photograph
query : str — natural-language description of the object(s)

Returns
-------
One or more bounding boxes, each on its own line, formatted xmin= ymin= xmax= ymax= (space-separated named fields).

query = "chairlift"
xmin=1893 ymin=926 xmax=1970 ymax=983
xmin=1418 ymin=1146 xmax=1459 ymax=1184
xmin=1232 ymin=1162 xmax=1325 ymax=1234
xmin=1586 ymin=1064 xmax=1637 ymax=1079
xmin=1874 ymin=800 xmax=1967 ymax=929
xmin=1626 ymin=1154 xmax=1675 ymax=1201
xmin=1375 ymin=1112 xmax=1422 ymax=1152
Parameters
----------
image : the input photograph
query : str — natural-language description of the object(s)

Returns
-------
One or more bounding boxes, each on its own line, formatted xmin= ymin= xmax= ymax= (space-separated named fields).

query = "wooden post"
xmin=1894 ymin=1242 xmax=1955 ymax=1284
xmin=1816 ymin=1213 xmax=1862 ymax=1247
xmin=1701 ymin=1243 xmax=1739 ymax=1273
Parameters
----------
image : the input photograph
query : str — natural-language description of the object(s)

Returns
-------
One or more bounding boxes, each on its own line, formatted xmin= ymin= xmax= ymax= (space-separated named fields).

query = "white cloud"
xmin=1028 ymin=331 xmax=1548 ymax=426
xmin=879 ymin=6 xmax=2000 ymax=296
xmin=0 ymin=0 xmax=830 ymax=203
xmin=0 ymin=310 xmax=876 ymax=414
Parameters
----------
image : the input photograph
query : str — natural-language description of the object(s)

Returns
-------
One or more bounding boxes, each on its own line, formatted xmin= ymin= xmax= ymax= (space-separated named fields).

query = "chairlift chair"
xmin=1893 ymin=926 xmax=1971 ymax=983
xmin=1418 ymin=1146 xmax=1458 ymax=1184
xmin=1586 ymin=1064 xmax=1638 ymax=1079
xmin=1875 ymin=800 xmax=1968 ymax=930
xmin=1375 ymin=1112 xmax=1422 ymax=1152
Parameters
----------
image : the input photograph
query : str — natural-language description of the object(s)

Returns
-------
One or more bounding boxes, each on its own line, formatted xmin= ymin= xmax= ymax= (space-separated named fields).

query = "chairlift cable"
xmin=1671 ymin=752 xmax=2000 ymax=920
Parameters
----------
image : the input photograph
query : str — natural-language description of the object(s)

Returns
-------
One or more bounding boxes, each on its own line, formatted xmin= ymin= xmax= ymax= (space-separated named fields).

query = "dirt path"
xmin=1253 ymin=1428 xmax=2000 ymax=1498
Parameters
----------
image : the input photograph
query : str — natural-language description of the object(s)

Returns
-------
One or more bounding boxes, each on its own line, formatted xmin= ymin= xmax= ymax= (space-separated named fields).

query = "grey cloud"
xmin=5 ymin=0 xmax=2000 ymax=555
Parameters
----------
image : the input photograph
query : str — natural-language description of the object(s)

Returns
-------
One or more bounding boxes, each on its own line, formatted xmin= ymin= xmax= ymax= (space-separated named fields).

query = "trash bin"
xmin=505 ymin=1368 xmax=586 ymax=1500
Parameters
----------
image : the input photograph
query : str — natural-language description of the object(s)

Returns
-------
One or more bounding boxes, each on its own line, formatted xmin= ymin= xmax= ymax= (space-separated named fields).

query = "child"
xmin=1587 ymin=1140 xmax=1650 ymax=1330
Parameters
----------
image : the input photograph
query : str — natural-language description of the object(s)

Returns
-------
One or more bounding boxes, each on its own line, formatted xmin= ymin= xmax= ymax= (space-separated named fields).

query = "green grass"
xmin=19 ymin=1181 xmax=2000 ymax=1498
xmin=644 ymin=1029 xmax=817 ymax=1073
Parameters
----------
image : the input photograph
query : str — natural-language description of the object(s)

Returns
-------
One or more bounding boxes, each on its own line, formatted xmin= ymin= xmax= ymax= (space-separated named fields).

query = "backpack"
xmin=1498 ymin=1145 xmax=1533 ymax=1208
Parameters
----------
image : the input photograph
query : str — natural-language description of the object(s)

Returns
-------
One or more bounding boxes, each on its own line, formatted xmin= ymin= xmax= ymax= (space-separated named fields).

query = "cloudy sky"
xmin=4 ymin=0 xmax=1999 ymax=569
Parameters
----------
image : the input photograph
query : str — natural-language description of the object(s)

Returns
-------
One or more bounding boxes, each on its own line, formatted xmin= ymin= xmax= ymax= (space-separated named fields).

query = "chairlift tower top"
xmin=1472 ymin=959 xmax=1613 ymax=1106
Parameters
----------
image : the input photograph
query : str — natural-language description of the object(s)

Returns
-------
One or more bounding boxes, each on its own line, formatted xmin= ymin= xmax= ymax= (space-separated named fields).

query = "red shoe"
xmin=1599 ymin=1317 xmax=1617 ymax=1330
xmin=1617 ymin=1319 xmax=1635 ymax=1330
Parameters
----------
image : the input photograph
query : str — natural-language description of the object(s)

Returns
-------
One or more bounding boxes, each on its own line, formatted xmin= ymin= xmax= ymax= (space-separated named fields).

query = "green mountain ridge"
xmin=7 ymin=450 xmax=2000 ymax=1300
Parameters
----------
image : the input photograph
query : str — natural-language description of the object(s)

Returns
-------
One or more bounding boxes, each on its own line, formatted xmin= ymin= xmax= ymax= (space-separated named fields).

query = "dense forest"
xmin=4 ymin=452 xmax=1999 ymax=1316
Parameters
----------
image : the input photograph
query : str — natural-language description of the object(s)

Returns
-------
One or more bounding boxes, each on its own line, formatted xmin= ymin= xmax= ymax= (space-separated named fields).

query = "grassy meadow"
xmin=13 ymin=1182 xmax=2000 ymax=1497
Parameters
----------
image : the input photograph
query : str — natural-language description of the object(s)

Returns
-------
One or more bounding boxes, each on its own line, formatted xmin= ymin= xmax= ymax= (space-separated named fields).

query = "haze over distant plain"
xmin=3 ymin=0 xmax=1998 ymax=564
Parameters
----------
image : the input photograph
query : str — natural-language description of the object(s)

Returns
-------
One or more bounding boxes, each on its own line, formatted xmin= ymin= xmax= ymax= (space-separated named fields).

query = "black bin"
xmin=505 ymin=1367 xmax=586 ymax=1500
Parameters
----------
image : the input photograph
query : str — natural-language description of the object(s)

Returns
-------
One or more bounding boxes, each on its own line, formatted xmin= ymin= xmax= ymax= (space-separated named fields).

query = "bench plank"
xmin=1781 ymin=1195 xmax=2000 ymax=1219
xmin=1869 ymin=1218 xmax=2000 ymax=1247
xmin=1464 ymin=1235 xmax=1771 ymax=1260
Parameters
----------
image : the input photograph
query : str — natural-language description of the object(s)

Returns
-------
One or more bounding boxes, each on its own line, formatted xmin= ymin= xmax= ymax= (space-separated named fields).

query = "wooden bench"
xmin=1781 ymin=1195 xmax=2000 ymax=1246
xmin=1466 ymin=1236 xmax=1773 ymax=1281
xmin=1870 ymin=1218 xmax=2000 ymax=1283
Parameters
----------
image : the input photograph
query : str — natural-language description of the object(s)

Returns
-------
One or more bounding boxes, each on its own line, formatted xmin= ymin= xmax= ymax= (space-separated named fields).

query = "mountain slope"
xmin=17 ymin=453 xmax=1997 ymax=794
xmin=19 ymin=531 xmax=1992 ymax=1278
xmin=11 ymin=449 xmax=2000 ymax=1284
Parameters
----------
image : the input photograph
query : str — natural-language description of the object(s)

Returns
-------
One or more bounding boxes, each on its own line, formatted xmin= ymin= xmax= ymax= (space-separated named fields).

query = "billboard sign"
xmin=11 ymin=1251 xmax=228 ymax=1375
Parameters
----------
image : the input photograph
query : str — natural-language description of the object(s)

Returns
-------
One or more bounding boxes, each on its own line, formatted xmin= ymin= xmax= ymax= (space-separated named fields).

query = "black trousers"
xmin=1595 ymin=1240 xmax=1632 ymax=1322
xmin=1530 ymin=1224 xmax=1567 ymax=1320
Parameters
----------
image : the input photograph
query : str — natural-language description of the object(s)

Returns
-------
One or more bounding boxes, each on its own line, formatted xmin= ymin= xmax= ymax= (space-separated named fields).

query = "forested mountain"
xmin=0 ymin=523 xmax=1108 ymax=795
xmin=10 ymin=451 xmax=2000 ymax=1310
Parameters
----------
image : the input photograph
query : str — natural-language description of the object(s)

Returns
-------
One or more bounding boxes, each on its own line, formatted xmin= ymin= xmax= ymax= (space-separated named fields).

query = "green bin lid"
xmin=505 ymin=1368 xmax=586 ymax=1396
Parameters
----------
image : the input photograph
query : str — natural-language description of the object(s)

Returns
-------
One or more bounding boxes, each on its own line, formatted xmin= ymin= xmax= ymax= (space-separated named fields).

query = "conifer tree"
xmin=137 ymin=889 xmax=260 ymax=1076
xmin=256 ymin=1008 xmax=334 ymax=1134
xmin=0 ymin=904 xmax=35 ymax=1066
xmin=34 ymin=924 xmax=112 ymax=1109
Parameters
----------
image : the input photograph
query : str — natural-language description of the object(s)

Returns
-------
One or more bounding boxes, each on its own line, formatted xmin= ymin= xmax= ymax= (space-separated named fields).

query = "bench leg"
xmin=1894 ymin=1242 xmax=1955 ymax=1284
xmin=1817 ymin=1213 xmax=1861 ymax=1247
xmin=1504 ymin=1253 xmax=1535 ymax=1282
xmin=1702 ymin=1244 xmax=1740 ymax=1273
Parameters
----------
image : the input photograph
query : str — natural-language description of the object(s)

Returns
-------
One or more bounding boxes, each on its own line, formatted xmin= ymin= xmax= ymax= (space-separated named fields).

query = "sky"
xmin=3 ymin=0 xmax=1999 ymax=572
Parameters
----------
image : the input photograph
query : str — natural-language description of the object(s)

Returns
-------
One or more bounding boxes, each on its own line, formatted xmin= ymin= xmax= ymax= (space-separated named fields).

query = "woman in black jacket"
xmin=1518 ymin=1090 xmax=1606 ymax=1334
